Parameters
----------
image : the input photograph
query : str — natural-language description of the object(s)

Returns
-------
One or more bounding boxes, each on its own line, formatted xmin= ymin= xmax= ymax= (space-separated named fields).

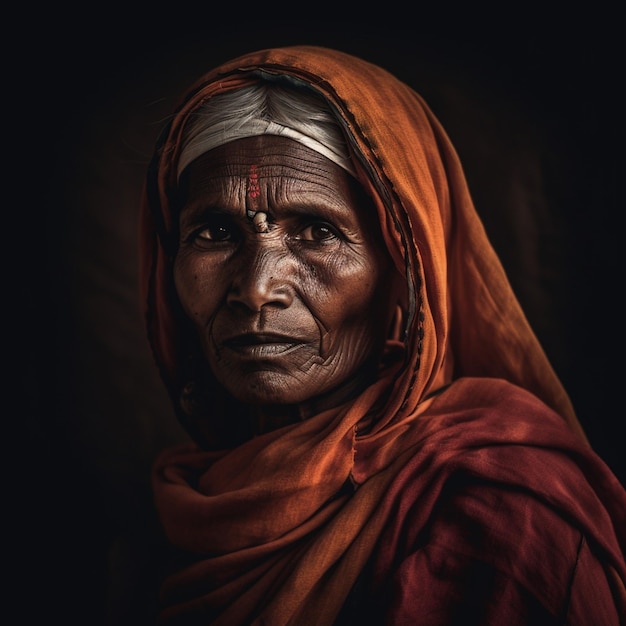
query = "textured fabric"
xmin=140 ymin=46 xmax=626 ymax=624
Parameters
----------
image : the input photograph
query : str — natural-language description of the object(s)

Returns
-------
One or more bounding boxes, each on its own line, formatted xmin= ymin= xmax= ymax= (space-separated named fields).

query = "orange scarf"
xmin=140 ymin=46 xmax=623 ymax=623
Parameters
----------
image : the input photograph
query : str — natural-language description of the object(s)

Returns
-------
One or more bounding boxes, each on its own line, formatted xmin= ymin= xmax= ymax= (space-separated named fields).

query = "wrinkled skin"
xmin=174 ymin=136 xmax=400 ymax=415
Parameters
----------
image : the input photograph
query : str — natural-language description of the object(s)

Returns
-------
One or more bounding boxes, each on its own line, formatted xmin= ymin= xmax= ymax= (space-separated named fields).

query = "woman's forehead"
xmin=181 ymin=136 xmax=359 ymax=209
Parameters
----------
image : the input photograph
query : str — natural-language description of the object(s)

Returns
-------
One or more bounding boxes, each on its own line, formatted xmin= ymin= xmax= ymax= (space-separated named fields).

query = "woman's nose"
xmin=227 ymin=245 xmax=294 ymax=312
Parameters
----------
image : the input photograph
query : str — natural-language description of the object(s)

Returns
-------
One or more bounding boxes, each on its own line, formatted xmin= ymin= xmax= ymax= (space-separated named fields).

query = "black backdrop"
xmin=14 ymin=9 xmax=624 ymax=625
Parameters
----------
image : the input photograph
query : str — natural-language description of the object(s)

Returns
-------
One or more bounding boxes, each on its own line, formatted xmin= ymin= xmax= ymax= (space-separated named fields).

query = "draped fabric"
xmin=140 ymin=46 xmax=626 ymax=624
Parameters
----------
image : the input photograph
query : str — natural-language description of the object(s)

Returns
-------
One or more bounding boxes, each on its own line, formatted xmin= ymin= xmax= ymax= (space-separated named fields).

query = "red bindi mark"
xmin=247 ymin=164 xmax=260 ymax=199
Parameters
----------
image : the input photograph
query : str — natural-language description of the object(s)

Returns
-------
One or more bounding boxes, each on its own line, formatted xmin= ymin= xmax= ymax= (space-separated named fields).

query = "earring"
xmin=180 ymin=380 xmax=204 ymax=417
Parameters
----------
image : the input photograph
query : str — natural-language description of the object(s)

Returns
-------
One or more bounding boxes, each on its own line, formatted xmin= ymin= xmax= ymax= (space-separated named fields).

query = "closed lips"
xmin=223 ymin=333 xmax=308 ymax=355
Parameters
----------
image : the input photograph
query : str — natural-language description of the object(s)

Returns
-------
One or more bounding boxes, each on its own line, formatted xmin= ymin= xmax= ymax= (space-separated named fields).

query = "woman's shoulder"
xmin=429 ymin=376 xmax=571 ymax=424
xmin=417 ymin=377 xmax=597 ymax=477
xmin=365 ymin=377 xmax=626 ymax=621
xmin=409 ymin=377 xmax=625 ymax=550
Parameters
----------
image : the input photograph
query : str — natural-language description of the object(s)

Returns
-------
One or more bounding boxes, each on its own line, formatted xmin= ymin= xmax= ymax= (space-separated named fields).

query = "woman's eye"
xmin=190 ymin=217 xmax=237 ymax=243
xmin=297 ymin=222 xmax=340 ymax=243
xmin=196 ymin=224 xmax=232 ymax=242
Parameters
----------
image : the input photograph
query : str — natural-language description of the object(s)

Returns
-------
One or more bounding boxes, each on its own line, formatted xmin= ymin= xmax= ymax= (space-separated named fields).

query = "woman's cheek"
xmin=174 ymin=255 xmax=211 ymax=323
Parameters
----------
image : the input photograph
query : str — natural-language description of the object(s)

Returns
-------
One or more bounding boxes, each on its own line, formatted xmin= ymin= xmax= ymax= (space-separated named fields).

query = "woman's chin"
xmin=220 ymin=372 xmax=313 ymax=407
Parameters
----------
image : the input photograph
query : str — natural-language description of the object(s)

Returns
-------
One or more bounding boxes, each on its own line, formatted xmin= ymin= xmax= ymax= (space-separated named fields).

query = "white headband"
xmin=177 ymin=118 xmax=356 ymax=179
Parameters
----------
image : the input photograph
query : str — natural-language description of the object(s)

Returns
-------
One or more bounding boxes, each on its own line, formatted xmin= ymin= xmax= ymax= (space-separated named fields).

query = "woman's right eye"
xmin=196 ymin=223 xmax=233 ymax=242
xmin=189 ymin=216 xmax=238 ymax=244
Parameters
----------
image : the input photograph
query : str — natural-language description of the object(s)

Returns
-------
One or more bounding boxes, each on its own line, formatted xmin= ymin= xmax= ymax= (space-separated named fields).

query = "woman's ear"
xmin=386 ymin=269 xmax=408 ymax=342
xmin=387 ymin=304 xmax=404 ymax=342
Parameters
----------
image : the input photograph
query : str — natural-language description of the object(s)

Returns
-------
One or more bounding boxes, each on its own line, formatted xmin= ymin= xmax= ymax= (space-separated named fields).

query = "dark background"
xmin=13 ymin=8 xmax=624 ymax=625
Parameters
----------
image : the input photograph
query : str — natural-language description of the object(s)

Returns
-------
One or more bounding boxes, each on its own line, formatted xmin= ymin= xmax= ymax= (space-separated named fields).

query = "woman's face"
xmin=174 ymin=135 xmax=399 ymax=409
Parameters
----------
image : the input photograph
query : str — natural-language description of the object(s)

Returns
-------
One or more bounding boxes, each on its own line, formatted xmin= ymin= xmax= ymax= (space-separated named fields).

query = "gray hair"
xmin=177 ymin=81 xmax=356 ymax=179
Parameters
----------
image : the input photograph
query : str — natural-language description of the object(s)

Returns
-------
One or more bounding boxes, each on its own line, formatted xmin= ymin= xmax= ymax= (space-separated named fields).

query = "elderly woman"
xmin=140 ymin=46 xmax=626 ymax=624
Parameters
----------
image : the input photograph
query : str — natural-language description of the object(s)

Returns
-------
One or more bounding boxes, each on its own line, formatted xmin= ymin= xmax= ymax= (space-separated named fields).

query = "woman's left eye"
xmin=296 ymin=222 xmax=340 ymax=243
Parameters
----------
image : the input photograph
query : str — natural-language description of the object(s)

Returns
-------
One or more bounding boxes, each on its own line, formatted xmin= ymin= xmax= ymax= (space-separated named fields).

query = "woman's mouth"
xmin=223 ymin=333 xmax=307 ymax=358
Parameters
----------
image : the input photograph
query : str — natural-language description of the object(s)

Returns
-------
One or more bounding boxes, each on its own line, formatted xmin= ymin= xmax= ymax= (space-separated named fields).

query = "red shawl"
xmin=140 ymin=46 xmax=626 ymax=624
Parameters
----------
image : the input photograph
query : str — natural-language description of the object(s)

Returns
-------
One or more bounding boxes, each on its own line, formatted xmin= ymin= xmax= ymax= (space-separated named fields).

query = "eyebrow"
xmin=180 ymin=196 xmax=352 ymax=223
xmin=179 ymin=198 xmax=236 ymax=218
